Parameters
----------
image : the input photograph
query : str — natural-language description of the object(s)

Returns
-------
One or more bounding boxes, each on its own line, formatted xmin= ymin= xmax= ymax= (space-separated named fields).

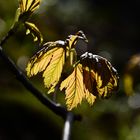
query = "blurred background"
xmin=0 ymin=0 xmax=140 ymax=139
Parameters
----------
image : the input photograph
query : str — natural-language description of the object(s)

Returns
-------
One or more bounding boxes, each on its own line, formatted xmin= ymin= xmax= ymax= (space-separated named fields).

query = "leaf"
xmin=26 ymin=41 xmax=65 ymax=76
xmin=65 ymin=31 xmax=88 ymax=67
xmin=80 ymin=52 xmax=119 ymax=98
xmin=60 ymin=64 xmax=85 ymax=110
xmin=19 ymin=0 xmax=41 ymax=14
xmin=43 ymin=47 xmax=65 ymax=93
xmin=26 ymin=40 xmax=65 ymax=93
xmin=82 ymin=67 xmax=96 ymax=105
xmin=25 ymin=22 xmax=43 ymax=45
xmin=26 ymin=43 xmax=58 ymax=77
xmin=85 ymin=90 xmax=96 ymax=105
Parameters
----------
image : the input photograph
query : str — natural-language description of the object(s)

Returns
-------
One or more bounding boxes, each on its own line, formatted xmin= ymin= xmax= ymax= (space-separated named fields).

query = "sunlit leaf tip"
xmin=80 ymin=52 xmax=119 ymax=99
xmin=65 ymin=30 xmax=88 ymax=49
xmin=76 ymin=30 xmax=88 ymax=43
xmin=25 ymin=22 xmax=43 ymax=45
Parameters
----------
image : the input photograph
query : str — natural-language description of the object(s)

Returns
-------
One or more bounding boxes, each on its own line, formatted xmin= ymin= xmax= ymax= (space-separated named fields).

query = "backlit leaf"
xmin=26 ymin=42 xmax=59 ymax=77
xmin=43 ymin=47 xmax=65 ymax=93
xmin=26 ymin=31 xmax=119 ymax=110
xmin=80 ymin=52 xmax=119 ymax=98
xmin=19 ymin=0 xmax=41 ymax=14
xmin=26 ymin=41 xmax=65 ymax=93
xmin=60 ymin=64 xmax=85 ymax=110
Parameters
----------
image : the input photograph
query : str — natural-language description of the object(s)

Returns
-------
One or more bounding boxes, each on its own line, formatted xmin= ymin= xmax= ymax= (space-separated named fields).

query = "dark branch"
xmin=0 ymin=45 xmax=81 ymax=121
xmin=62 ymin=112 xmax=74 ymax=140
xmin=0 ymin=23 xmax=19 ymax=46
xmin=0 ymin=29 xmax=14 ymax=46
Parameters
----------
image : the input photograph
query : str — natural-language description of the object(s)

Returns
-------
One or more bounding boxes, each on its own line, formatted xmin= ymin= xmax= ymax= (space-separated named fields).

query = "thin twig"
xmin=62 ymin=112 xmax=74 ymax=140
xmin=0 ymin=23 xmax=19 ymax=46
xmin=0 ymin=29 xmax=14 ymax=46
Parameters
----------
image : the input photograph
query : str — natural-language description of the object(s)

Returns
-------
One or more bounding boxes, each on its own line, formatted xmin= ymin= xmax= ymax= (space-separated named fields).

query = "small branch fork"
xmin=0 ymin=31 xmax=81 ymax=140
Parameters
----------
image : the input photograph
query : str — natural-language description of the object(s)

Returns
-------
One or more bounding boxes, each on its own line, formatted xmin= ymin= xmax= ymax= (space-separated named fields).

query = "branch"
xmin=0 ymin=45 xmax=81 ymax=121
xmin=0 ymin=31 xmax=13 ymax=46
xmin=62 ymin=112 xmax=74 ymax=140
xmin=0 ymin=24 xmax=18 ymax=46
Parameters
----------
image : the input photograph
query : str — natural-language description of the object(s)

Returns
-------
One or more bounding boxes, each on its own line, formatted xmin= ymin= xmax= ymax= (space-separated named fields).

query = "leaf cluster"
xmin=26 ymin=31 xmax=119 ymax=110
xmin=9 ymin=0 xmax=119 ymax=110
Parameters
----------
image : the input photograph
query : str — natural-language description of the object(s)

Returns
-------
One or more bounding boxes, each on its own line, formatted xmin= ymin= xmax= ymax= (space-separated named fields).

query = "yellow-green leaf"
xmin=26 ymin=42 xmax=59 ymax=77
xmin=43 ymin=47 xmax=65 ymax=93
xmin=19 ymin=0 xmax=41 ymax=14
xmin=60 ymin=64 xmax=85 ymax=110
xmin=25 ymin=22 xmax=43 ymax=44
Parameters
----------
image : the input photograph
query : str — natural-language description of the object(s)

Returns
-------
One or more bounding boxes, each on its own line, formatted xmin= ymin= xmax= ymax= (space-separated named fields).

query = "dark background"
xmin=0 ymin=0 xmax=140 ymax=139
